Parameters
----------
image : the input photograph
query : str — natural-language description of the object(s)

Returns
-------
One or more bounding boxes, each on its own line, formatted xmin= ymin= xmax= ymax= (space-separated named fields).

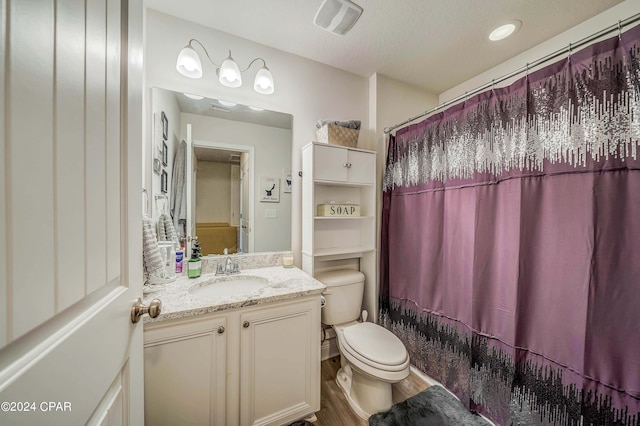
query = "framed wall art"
xmin=162 ymin=141 xmax=168 ymax=166
xmin=161 ymin=111 xmax=168 ymax=140
xmin=161 ymin=170 xmax=168 ymax=193
xmin=260 ymin=176 xmax=279 ymax=202
xmin=283 ymin=169 xmax=292 ymax=193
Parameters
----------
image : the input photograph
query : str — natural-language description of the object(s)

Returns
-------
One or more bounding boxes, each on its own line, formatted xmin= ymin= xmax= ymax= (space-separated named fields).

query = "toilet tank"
xmin=316 ymin=269 xmax=365 ymax=325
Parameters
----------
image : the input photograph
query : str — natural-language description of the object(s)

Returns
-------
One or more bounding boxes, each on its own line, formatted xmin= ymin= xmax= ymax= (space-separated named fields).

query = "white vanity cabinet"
xmin=143 ymin=295 xmax=321 ymax=426
xmin=302 ymin=142 xmax=377 ymax=320
xmin=240 ymin=298 xmax=320 ymax=426
xmin=312 ymin=143 xmax=375 ymax=184
xmin=144 ymin=315 xmax=228 ymax=425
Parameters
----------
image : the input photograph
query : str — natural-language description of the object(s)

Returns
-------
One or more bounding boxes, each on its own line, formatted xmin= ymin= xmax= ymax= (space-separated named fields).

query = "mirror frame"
xmin=148 ymin=86 xmax=293 ymax=254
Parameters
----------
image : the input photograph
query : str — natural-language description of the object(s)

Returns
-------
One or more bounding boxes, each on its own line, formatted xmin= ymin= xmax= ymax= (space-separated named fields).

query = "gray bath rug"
xmin=369 ymin=385 xmax=491 ymax=426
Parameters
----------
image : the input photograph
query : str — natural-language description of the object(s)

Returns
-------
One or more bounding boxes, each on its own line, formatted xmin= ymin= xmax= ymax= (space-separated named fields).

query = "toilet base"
xmin=335 ymin=362 xmax=393 ymax=420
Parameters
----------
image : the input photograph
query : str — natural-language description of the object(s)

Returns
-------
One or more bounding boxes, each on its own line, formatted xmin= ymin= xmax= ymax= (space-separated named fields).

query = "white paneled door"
xmin=0 ymin=0 xmax=144 ymax=425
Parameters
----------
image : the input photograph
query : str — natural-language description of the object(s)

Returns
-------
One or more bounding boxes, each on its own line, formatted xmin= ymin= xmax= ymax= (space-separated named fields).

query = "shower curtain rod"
xmin=384 ymin=12 xmax=640 ymax=135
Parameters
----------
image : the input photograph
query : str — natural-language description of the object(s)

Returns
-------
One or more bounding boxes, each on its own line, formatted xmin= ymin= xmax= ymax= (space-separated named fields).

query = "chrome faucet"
xmin=225 ymin=255 xmax=234 ymax=273
xmin=216 ymin=248 xmax=239 ymax=275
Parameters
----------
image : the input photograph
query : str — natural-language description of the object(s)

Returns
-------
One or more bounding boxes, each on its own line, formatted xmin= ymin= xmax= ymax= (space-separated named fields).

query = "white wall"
xmin=196 ymin=161 xmax=231 ymax=223
xmin=149 ymin=88 xmax=181 ymax=221
xmin=368 ymin=73 xmax=439 ymax=320
xmin=145 ymin=9 xmax=369 ymax=263
xmin=182 ymin=113 xmax=292 ymax=252
xmin=440 ymin=0 xmax=640 ymax=104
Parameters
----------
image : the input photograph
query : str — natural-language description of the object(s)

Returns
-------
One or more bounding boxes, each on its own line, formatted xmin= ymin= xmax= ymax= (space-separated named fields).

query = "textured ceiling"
xmin=145 ymin=0 xmax=623 ymax=94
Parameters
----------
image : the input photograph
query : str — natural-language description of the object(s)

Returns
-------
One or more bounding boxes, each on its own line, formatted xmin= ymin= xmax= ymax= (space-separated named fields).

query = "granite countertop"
xmin=142 ymin=266 xmax=326 ymax=324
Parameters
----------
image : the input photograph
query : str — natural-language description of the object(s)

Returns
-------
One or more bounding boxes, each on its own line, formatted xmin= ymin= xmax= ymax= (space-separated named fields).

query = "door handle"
xmin=131 ymin=298 xmax=162 ymax=323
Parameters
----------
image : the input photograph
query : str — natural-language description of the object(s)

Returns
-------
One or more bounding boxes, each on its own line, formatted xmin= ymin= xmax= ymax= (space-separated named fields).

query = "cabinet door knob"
xmin=217 ymin=326 xmax=225 ymax=334
xmin=343 ymin=162 xmax=352 ymax=168
xmin=243 ymin=321 xmax=250 ymax=328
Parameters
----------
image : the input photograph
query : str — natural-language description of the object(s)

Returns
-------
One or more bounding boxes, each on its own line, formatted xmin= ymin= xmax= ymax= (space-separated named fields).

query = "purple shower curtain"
xmin=380 ymin=24 xmax=640 ymax=425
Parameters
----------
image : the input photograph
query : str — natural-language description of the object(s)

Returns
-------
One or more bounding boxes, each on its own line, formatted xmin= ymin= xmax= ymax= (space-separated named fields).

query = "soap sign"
xmin=330 ymin=205 xmax=357 ymax=215
xmin=316 ymin=203 xmax=360 ymax=217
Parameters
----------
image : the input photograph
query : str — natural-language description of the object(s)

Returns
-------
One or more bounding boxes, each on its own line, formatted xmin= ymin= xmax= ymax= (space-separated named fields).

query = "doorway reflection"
xmin=194 ymin=147 xmax=244 ymax=255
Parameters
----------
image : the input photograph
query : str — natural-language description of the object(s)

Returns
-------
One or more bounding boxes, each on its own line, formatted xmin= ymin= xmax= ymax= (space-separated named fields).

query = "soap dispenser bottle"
xmin=187 ymin=243 xmax=202 ymax=278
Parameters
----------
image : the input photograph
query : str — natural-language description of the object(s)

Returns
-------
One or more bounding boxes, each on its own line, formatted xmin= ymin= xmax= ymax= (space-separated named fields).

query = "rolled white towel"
xmin=157 ymin=217 xmax=167 ymax=242
xmin=143 ymin=215 xmax=165 ymax=282
xmin=158 ymin=213 xmax=179 ymax=249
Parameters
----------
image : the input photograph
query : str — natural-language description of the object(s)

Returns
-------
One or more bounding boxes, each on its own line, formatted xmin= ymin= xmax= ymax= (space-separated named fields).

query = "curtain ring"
xmin=567 ymin=43 xmax=572 ymax=62
xmin=617 ymin=20 xmax=622 ymax=40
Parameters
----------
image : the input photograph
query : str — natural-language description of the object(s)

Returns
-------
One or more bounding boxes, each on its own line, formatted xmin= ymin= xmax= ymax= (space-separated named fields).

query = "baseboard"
xmin=321 ymin=336 xmax=339 ymax=361
xmin=409 ymin=366 xmax=496 ymax=426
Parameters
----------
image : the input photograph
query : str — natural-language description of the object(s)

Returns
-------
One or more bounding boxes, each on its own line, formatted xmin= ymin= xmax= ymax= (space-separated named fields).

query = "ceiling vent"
xmin=313 ymin=0 xmax=363 ymax=35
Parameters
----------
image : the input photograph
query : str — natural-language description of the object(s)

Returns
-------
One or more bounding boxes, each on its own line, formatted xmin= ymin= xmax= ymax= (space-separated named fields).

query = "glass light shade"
xmin=184 ymin=93 xmax=204 ymax=100
xmin=176 ymin=45 xmax=203 ymax=78
xmin=253 ymin=67 xmax=274 ymax=94
xmin=218 ymin=55 xmax=242 ymax=88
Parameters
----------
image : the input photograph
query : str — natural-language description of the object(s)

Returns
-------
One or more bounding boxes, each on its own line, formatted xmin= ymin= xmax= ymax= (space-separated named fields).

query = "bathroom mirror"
xmin=149 ymin=87 xmax=292 ymax=255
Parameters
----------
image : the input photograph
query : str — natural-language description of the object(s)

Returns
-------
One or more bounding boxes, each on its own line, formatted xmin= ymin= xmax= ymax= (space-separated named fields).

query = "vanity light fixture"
xmin=176 ymin=39 xmax=275 ymax=95
xmin=489 ymin=20 xmax=522 ymax=41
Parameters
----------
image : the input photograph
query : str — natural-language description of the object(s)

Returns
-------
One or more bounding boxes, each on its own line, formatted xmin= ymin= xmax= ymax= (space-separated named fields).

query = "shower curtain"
xmin=380 ymin=25 xmax=640 ymax=425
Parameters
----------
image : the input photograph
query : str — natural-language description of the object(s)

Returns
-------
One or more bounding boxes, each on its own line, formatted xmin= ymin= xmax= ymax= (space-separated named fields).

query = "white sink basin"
xmin=189 ymin=276 xmax=268 ymax=298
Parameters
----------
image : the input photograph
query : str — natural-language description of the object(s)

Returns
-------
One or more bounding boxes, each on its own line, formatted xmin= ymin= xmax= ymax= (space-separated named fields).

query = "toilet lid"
xmin=342 ymin=322 xmax=407 ymax=366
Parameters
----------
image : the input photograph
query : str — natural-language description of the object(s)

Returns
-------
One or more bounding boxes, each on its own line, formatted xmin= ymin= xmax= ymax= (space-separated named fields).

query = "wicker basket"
xmin=316 ymin=124 xmax=359 ymax=148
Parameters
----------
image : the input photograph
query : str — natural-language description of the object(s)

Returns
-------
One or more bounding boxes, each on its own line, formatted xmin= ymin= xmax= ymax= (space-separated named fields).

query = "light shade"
xmin=253 ymin=66 xmax=274 ymax=95
xmin=184 ymin=93 xmax=204 ymax=100
xmin=176 ymin=44 xmax=203 ymax=78
xmin=218 ymin=53 xmax=242 ymax=88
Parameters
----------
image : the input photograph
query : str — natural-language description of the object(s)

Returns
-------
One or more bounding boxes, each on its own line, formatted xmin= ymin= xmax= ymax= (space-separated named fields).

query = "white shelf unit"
xmin=302 ymin=142 xmax=377 ymax=319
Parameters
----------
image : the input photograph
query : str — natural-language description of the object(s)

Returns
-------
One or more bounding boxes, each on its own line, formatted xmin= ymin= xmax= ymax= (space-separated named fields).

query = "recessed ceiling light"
xmin=184 ymin=93 xmax=204 ymax=100
xmin=489 ymin=20 xmax=521 ymax=41
xmin=249 ymin=106 xmax=264 ymax=111
xmin=218 ymin=99 xmax=237 ymax=107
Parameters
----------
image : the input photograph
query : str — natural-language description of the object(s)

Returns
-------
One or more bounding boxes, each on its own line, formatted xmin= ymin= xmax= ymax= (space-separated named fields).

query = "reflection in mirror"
xmin=150 ymin=87 xmax=292 ymax=255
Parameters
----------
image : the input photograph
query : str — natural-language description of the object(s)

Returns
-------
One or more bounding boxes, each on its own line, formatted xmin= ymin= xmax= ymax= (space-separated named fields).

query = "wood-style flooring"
xmin=313 ymin=356 xmax=429 ymax=426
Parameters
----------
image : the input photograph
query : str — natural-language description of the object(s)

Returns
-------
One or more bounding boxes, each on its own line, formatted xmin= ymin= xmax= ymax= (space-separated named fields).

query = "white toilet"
xmin=316 ymin=269 xmax=410 ymax=419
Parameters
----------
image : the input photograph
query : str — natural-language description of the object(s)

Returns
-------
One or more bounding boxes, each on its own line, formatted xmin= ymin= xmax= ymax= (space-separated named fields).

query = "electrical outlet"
xmin=265 ymin=209 xmax=277 ymax=219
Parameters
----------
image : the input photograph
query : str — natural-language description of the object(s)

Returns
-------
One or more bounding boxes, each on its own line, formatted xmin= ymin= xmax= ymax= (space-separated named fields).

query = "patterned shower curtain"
xmin=380 ymin=24 xmax=640 ymax=425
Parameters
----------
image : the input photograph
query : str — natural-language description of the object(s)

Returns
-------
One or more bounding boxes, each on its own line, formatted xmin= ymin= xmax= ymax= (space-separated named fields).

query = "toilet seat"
xmin=343 ymin=322 xmax=407 ymax=366
xmin=335 ymin=322 xmax=410 ymax=382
